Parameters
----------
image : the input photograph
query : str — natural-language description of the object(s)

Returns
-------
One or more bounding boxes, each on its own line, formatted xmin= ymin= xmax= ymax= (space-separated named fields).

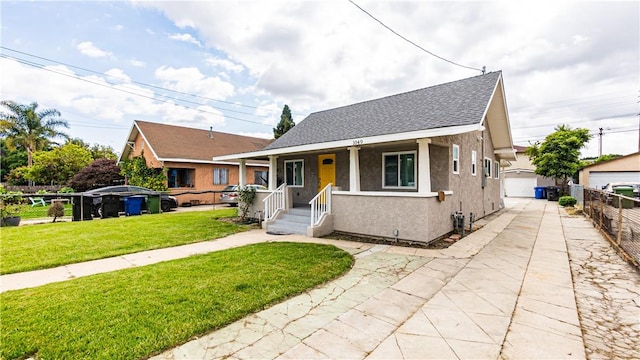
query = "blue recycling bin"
xmin=124 ymin=195 xmax=144 ymax=216
xmin=534 ymin=186 xmax=546 ymax=199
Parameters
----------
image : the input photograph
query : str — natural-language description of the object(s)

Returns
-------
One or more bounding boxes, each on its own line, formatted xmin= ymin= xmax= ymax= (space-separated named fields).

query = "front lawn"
xmin=0 ymin=209 xmax=244 ymax=274
xmin=13 ymin=203 xmax=73 ymax=219
xmin=1 ymin=242 xmax=354 ymax=360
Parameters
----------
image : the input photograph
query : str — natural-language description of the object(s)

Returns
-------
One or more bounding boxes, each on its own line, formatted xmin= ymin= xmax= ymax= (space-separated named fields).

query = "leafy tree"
xmin=119 ymin=152 xmax=168 ymax=191
xmin=594 ymin=154 xmax=622 ymax=163
xmin=67 ymin=137 xmax=117 ymax=160
xmin=28 ymin=143 xmax=92 ymax=185
xmin=6 ymin=166 xmax=30 ymax=186
xmin=525 ymin=125 xmax=591 ymax=186
xmin=0 ymin=139 xmax=27 ymax=182
xmin=273 ymin=104 xmax=295 ymax=139
xmin=0 ymin=101 xmax=69 ymax=168
xmin=68 ymin=159 xmax=125 ymax=191
xmin=89 ymin=144 xmax=118 ymax=160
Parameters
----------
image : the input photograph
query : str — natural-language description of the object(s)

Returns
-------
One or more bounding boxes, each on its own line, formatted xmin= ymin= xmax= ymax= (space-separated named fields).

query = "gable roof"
xmin=215 ymin=71 xmax=515 ymax=161
xmin=118 ymin=120 xmax=272 ymax=164
xmin=266 ymin=71 xmax=503 ymax=150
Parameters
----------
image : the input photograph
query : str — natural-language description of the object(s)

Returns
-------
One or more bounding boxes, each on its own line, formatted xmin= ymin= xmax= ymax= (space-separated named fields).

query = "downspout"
xmin=482 ymin=127 xmax=486 ymax=216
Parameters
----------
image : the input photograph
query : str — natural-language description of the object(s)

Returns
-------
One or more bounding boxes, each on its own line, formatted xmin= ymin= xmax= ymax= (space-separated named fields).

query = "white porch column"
xmin=347 ymin=146 xmax=361 ymax=192
xmin=268 ymin=155 xmax=278 ymax=190
xmin=417 ymin=138 xmax=431 ymax=193
xmin=238 ymin=159 xmax=246 ymax=187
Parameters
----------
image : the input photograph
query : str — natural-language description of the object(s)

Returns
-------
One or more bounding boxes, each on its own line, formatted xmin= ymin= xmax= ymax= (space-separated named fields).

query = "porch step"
xmin=267 ymin=208 xmax=311 ymax=235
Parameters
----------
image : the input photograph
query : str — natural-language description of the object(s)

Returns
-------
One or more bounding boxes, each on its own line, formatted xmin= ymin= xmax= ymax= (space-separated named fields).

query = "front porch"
xmin=248 ymin=184 xmax=456 ymax=243
xmin=231 ymin=132 xmax=507 ymax=243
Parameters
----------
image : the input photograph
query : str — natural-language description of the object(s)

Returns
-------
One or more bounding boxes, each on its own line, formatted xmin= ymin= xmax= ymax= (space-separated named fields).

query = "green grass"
xmin=1 ymin=242 xmax=354 ymax=360
xmin=15 ymin=203 xmax=73 ymax=219
xmin=0 ymin=243 xmax=353 ymax=359
xmin=0 ymin=209 xmax=244 ymax=274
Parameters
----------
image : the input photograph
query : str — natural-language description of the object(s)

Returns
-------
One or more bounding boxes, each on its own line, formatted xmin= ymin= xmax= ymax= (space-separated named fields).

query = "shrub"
xmin=559 ymin=196 xmax=577 ymax=207
xmin=237 ymin=186 xmax=257 ymax=222
xmin=68 ymin=159 xmax=124 ymax=192
xmin=47 ymin=202 xmax=65 ymax=222
xmin=58 ymin=187 xmax=75 ymax=193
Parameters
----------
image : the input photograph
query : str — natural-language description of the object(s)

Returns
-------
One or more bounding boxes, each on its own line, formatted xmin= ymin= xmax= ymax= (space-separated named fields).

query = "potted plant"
xmin=0 ymin=186 xmax=24 ymax=227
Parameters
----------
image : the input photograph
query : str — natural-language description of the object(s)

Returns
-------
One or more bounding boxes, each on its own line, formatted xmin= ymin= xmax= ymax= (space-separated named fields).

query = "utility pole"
xmin=598 ymin=127 xmax=603 ymax=157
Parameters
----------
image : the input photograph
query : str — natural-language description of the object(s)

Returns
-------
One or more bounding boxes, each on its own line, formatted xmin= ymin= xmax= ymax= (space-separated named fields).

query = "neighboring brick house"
xmin=216 ymin=71 xmax=517 ymax=242
xmin=118 ymin=120 xmax=271 ymax=205
xmin=502 ymin=145 xmax=554 ymax=197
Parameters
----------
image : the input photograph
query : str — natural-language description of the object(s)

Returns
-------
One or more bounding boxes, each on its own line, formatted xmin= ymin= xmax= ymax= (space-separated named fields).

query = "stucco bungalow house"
xmin=118 ymin=120 xmax=272 ymax=205
xmin=215 ymin=71 xmax=516 ymax=243
xmin=502 ymin=145 xmax=554 ymax=197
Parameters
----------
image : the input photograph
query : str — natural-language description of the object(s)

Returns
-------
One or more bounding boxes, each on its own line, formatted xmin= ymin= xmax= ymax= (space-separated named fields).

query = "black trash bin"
xmin=101 ymin=194 xmax=120 ymax=218
xmin=546 ymin=186 xmax=560 ymax=201
xmin=72 ymin=194 xmax=94 ymax=221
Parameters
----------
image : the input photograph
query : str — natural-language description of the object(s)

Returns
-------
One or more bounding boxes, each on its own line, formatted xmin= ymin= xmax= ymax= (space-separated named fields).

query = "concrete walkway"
xmin=2 ymin=198 xmax=635 ymax=359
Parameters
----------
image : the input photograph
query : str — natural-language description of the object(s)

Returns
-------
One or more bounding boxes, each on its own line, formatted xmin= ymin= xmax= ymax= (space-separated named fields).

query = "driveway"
xmin=150 ymin=198 xmax=639 ymax=359
xmin=4 ymin=198 xmax=638 ymax=359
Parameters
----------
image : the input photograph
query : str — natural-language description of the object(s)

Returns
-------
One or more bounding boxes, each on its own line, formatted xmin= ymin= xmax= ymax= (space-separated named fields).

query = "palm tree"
xmin=0 ymin=100 xmax=70 ymax=168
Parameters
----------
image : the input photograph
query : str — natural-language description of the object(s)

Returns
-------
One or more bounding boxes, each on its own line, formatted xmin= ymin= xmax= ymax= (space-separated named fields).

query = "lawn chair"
xmin=29 ymin=197 xmax=46 ymax=207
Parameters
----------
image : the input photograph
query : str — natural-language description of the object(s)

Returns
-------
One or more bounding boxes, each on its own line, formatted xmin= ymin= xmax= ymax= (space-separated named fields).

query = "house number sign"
xmin=352 ymin=139 xmax=364 ymax=145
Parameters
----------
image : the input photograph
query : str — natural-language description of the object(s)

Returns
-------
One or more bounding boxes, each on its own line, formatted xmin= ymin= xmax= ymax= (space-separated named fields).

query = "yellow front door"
xmin=318 ymin=154 xmax=336 ymax=192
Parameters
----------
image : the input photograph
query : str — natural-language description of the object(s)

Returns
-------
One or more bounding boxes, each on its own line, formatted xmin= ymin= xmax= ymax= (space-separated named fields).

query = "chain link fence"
xmin=583 ymin=188 xmax=640 ymax=267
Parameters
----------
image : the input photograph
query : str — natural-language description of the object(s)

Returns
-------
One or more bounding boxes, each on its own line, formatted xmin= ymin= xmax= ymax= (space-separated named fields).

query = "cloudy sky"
xmin=1 ymin=1 xmax=638 ymax=158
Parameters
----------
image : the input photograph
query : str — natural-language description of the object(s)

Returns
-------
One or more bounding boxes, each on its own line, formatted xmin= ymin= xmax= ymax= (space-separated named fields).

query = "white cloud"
xmin=0 ymin=57 xmax=228 ymax=139
xmin=3 ymin=1 xmax=637 ymax=156
xmin=168 ymin=33 xmax=202 ymax=47
xmin=154 ymin=65 xmax=235 ymax=100
xmin=159 ymin=103 xmax=226 ymax=129
xmin=104 ymin=68 xmax=131 ymax=83
xmin=115 ymin=24 xmax=124 ymax=31
xmin=129 ymin=58 xmax=146 ymax=67
xmin=76 ymin=41 xmax=112 ymax=58
xmin=205 ymin=56 xmax=244 ymax=74
xmin=239 ymin=131 xmax=272 ymax=139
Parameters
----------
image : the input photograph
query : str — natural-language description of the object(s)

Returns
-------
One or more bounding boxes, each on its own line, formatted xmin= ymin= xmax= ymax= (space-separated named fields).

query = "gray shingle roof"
xmin=266 ymin=71 xmax=501 ymax=150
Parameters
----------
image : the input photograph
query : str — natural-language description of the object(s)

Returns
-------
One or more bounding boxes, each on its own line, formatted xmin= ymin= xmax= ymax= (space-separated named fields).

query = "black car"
xmin=84 ymin=185 xmax=178 ymax=217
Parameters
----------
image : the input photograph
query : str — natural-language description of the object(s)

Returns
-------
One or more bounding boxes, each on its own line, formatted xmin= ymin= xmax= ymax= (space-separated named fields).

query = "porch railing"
xmin=309 ymin=183 xmax=332 ymax=226
xmin=263 ymin=183 xmax=286 ymax=221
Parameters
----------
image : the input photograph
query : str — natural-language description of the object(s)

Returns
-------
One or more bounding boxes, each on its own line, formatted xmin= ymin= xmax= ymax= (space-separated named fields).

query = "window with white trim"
xmin=383 ymin=151 xmax=416 ymax=188
xmin=285 ymin=160 xmax=304 ymax=187
xmin=452 ymin=144 xmax=460 ymax=174
xmin=494 ymin=161 xmax=500 ymax=179
xmin=213 ymin=168 xmax=229 ymax=185
xmin=484 ymin=158 xmax=492 ymax=178
xmin=471 ymin=150 xmax=477 ymax=176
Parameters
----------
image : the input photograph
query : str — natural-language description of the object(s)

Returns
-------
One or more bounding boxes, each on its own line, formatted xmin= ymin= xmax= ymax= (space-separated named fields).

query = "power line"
xmin=347 ymin=0 xmax=484 ymax=73
xmin=1 ymin=46 xmax=300 ymax=117
xmin=512 ymin=114 xmax=637 ymax=131
xmin=1 ymin=54 xmax=271 ymax=126
xmin=512 ymin=126 xmax=639 ymax=143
